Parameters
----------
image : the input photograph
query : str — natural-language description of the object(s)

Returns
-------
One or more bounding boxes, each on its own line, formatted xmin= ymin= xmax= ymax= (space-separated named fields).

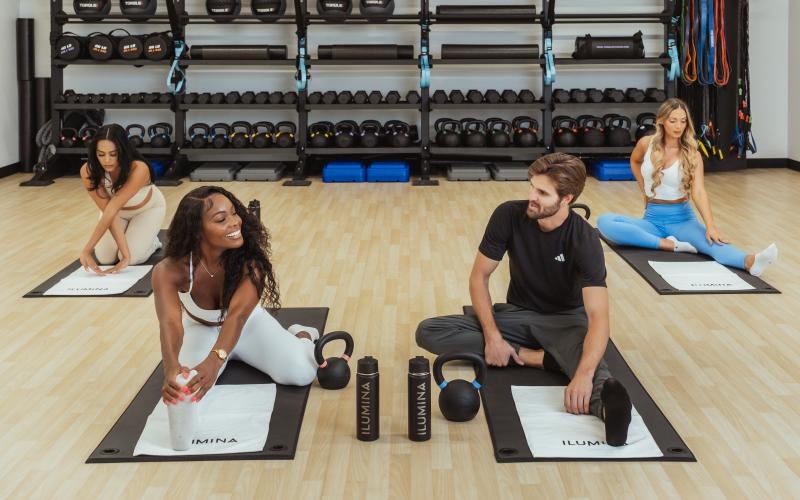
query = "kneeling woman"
xmin=80 ymin=124 xmax=166 ymax=274
xmin=154 ymin=186 xmax=319 ymax=407
xmin=597 ymin=98 xmax=777 ymax=276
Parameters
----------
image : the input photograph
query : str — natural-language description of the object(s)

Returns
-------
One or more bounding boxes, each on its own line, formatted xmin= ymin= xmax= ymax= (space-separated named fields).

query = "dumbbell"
xmin=385 ymin=91 xmax=401 ymax=104
xmin=450 ymin=90 xmax=467 ymax=104
xmin=432 ymin=90 xmax=448 ymax=104
xmin=143 ymin=92 xmax=160 ymax=104
xmin=368 ymin=91 xmax=383 ymax=104
xmin=405 ymin=90 xmax=420 ymax=104
xmin=322 ymin=91 xmax=338 ymax=104
xmin=158 ymin=93 xmax=172 ymax=104
xmin=553 ymin=89 xmax=570 ymax=103
xmin=269 ymin=91 xmax=284 ymax=104
xmin=337 ymin=91 xmax=353 ymax=104
xmin=603 ymin=88 xmax=625 ymax=103
xmin=501 ymin=89 xmax=518 ymax=104
xmin=78 ymin=94 xmax=93 ymax=104
xmin=465 ymin=90 xmax=483 ymax=104
xmin=225 ymin=91 xmax=241 ymax=104
xmin=210 ymin=92 xmax=226 ymax=105
xmin=240 ymin=91 xmax=256 ymax=104
xmin=307 ymin=91 xmax=323 ymax=104
xmin=283 ymin=91 xmax=297 ymax=104
xmin=353 ymin=90 xmax=369 ymax=104
xmin=570 ymin=89 xmax=588 ymax=103
xmin=645 ymin=87 xmax=666 ymax=102
xmin=484 ymin=89 xmax=501 ymax=104
xmin=625 ymin=88 xmax=646 ymax=103
xmin=255 ymin=91 xmax=270 ymax=104
xmin=518 ymin=90 xmax=535 ymax=103
xmin=183 ymin=92 xmax=198 ymax=104
xmin=196 ymin=93 xmax=212 ymax=104
xmin=586 ymin=88 xmax=603 ymax=103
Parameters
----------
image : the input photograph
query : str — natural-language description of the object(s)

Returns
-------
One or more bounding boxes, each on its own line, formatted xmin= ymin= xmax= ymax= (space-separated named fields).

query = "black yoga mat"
xmin=87 ymin=307 xmax=328 ymax=463
xmin=600 ymin=234 xmax=780 ymax=295
xmin=461 ymin=306 xmax=694 ymax=463
xmin=24 ymin=230 xmax=167 ymax=298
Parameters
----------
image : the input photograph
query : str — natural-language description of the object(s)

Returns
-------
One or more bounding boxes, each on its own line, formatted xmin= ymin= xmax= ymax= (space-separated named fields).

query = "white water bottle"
xmin=167 ymin=369 xmax=199 ymax=451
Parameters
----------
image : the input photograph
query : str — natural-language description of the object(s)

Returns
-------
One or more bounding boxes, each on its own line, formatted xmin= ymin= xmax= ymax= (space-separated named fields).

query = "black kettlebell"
xmin=512 ymin=116 xmax=539 ymax=147
xmin=578 ymin=115 xmax=605 ymax=147
xmin=552 ymin=116 xmax=578 ymax=147
xmin=314 ymin=331 xmax=355 ymax=390
xmin=460 ymin=118 xmax=487 ymax=147
xmin=189 ymin=123 xmax=210 ymax=149
xmin=148 ymin=122 xmax=172 ymax=148
xmin=126 ymin=124 xmax=146 ymax=148
xmin=230 ymin=121 xmax=252 ymax=149
xmin=635 ymin=112 xmax=657 ymax=141
xmin=384 ymin=120 xmax=411 ymax=147
xmin=274 ymin=121 xmax=296 ymax=148
xmin=309 ymin=121 xmax=334 ymax=148
xmin=434 ymin=118 xmax=461 ymax=147
xmin=210 ymin=122 xmax=230 ymax=148
xmin=359 ymin=120 xmax=382 ymax=148
xmin=433 ymin=352 xmax=487 ymax=422
xmin=60 ymin=128 xmax=80 ymax=148
xmin=334 ymin=120 xmax=359 ymax=148
xmin=605 ymin=114 xmax=632 ymax=147
xmin=250 ymin=121 xmax=274 ymax=148
xmin=80 ymin=126 xmax=98 ymax=146
xmin=486 ymin=118 xmax=512 ymax=147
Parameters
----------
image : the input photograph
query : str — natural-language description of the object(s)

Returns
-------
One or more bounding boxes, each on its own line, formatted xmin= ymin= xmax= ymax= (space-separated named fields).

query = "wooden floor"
xmin=1 ymin=168 xmax=798 ymax=499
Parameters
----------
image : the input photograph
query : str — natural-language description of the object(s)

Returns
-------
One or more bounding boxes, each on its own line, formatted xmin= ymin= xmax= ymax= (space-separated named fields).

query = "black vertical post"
xmin=285 ymin=0 xmax=312 ymax=186
xmin=413 ymin=0 xmax=437 ymax=185
xmin=541 ymin=0 xmax=554 ymax=150
xmin=17 ymin=18 xmax=36 ymax=173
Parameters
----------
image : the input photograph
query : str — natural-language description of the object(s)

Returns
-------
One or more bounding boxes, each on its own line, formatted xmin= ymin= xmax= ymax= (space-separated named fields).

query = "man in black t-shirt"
xmin=416 ymin=153 xmax=632 ymax=446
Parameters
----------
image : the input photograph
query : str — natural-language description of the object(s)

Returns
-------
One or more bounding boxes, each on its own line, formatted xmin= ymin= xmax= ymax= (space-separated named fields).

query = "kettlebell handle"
xmin=126 ymin=124 xmax=145 ymax=136
xmin=252 ymin=121 xmax=274 ymax=134
xmin=231 ymin=120 xmax=252 ymax=135
xmin=148 ymin=122 xmax=172 ymax=136
xmin=314 ymin=330 xmax=355 ymax=366
xmin=275 ymin=121 xmax=296 ymax=134
xmin=432 ymin=351 xmax=487 ymax=390
xmin=211 ymin=122 xmax=231 ymax=136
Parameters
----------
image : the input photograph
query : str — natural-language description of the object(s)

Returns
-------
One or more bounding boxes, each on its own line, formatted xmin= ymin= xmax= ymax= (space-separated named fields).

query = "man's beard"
xmin=526 ymin=199 xmax=561 ymax=219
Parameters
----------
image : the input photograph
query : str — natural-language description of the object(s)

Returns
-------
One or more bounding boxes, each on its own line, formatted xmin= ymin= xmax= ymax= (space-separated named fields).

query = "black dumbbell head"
xmin=385 ymin=91 xmax=401 ymax=104
xmin=353 ymin=90 xmax=369 ymax=104
xmin=484 ymin=89 xmax=501 ymax=104
xmin=269 ymin=91 xmax=284 ymax=104
xmin=322 ymin=91 xmax=338 ymax=104
xmin=518 ymin=90 xmax=535 ymax=103
xmin=368 ymin=91 xmax=383 ymax=104
xmin=405 ymin=90 xmax=420 ymax=104
xmin=501 ymin=90 xmax=518 ymax=104
xmin=337 ymin=91 xmax=353 ymax=104
xmin=432 ymin=90 xmax=448 ymax=104
xmin=307 ymin=91 xmax=323 ymax=104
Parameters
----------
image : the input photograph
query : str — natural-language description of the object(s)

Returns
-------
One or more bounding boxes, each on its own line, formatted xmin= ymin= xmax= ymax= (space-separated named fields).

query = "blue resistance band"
xmin=166 ymin=40 xmax=186 ymax=94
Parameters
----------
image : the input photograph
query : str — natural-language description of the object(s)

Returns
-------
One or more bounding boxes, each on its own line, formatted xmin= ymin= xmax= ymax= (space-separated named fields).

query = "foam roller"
xmin=441 ymin=44 xmax=539 ymax=59
xmin=318 ymin=45 xmax=414 ymax=60
xmin=189 ymin=45 xmax=288 ymax=60
xmin=435 ymin=5 xmax=537 ymax=19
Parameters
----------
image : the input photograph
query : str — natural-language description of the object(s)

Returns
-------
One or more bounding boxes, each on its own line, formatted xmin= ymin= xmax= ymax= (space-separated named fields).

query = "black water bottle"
xmin=408 ymin=356 xmax=431 ymax=441
xmin=248 ymin=199 xmax=261 ymax=221
xmin=356 ymin=356 xmax=379 ymax=441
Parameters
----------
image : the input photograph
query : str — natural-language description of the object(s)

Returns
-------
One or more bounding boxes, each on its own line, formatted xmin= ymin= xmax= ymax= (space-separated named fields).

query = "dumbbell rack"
xmin=29 ymin=0 xmax=707 ymax=187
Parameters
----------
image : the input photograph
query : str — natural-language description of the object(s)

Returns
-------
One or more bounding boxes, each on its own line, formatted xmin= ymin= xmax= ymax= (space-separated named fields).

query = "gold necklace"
xmin=199 ymin=259 xmax=216 ymax=278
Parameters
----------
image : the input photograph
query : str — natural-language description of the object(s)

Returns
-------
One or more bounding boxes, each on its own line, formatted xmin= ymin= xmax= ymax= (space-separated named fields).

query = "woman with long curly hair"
xmin=153 ymin=186 xmax=319 ymax=411
xmin=80 ymin=124 xmax=166 ymax=274
xmin=597 ymin=98 xmax=777 ymax=276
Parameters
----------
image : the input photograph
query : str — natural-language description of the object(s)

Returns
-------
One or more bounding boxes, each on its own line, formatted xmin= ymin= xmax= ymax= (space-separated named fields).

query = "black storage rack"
xmin=28 ymin=0 xmax=685 ymax=186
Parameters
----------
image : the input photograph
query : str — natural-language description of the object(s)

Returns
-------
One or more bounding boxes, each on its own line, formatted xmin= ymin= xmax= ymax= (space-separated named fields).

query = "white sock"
xmin=749 ymin=243 xmax=778 ymax=277
xmin=167 ymin=370 xmax=199 ymax=451
xmin=288 ymin=324 xmax=320 ymax=342
xmin=666 ymin=236 xmax=698 ymax=254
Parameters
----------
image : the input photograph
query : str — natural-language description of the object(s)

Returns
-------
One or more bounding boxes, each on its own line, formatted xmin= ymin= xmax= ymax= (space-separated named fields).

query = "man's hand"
xmin=484 ymin=337 xmax=523 ymax=367
xmin=564 ymin=373 xmax=594 ymax=414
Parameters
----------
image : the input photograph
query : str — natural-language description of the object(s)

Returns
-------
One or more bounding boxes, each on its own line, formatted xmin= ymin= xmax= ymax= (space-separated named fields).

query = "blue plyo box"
xmin=323 ymin=161 xmax=366 ymax=182
xmin=367 ymin=160 xmax=409 ymax=182
xmin=590 ymin=159 xmax=635 ymax=181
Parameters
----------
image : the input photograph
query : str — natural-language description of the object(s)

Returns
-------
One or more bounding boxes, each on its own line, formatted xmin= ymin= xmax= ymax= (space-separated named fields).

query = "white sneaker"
xmin=153 ymin=236 xmax=163 ymax=252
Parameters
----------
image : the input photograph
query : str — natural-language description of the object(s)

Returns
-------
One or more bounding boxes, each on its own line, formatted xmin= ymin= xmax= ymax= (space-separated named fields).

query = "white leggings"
xmin=178 ymin=307 xmax=319 ymax=387
xmin=95 ymin=187 xmax=166 ymax=265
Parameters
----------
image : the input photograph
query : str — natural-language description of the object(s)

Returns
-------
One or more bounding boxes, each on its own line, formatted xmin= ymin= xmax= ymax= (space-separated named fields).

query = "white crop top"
xmin=640 ymin=144 xmax=685 ymax=200
xmin=103 ymin=172 xmax=152 ymax=208
xmin=178 ymin=253 xmax=224 ymax=324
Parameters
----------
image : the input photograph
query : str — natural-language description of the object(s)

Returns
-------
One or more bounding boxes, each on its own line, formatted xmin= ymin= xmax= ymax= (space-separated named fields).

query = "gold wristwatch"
xmin=211 ymin=348 xmax=228 ymax=361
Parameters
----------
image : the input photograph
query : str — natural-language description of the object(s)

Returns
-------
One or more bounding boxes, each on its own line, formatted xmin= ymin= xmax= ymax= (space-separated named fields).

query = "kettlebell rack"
xmin=33 ymin=0 xmax=683 ymax=187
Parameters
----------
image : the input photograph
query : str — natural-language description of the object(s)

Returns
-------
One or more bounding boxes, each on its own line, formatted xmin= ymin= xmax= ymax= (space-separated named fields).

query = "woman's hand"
xmin=105 ymin=249 xmax=130 ymax=274
xmin=161 ymin=363 xmax=192 ymax=405
xmin=80 ymin=248 xmax=104 ymax=275
xmin=186 ymin=355 xmax=225 ymax=402
xmin=705 ymin=225 xmax=729 ymax=246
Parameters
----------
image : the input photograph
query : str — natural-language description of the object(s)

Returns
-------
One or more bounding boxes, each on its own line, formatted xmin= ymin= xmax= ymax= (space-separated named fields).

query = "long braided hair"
xmin=165 ymin=186 xmax=280 ymax=316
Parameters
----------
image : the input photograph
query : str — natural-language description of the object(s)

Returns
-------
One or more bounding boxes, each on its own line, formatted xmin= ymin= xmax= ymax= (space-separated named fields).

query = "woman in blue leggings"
xmin=597 ymin=98 xmax=777 ymax=276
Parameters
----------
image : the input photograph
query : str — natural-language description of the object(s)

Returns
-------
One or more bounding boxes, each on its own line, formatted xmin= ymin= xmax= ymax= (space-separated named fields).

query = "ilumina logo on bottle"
xmin=359 ymin=383 xmax=372 ymax=434
xmin=192 ymin=438 xmax=239 ymax=444
xmin=415 ymin=382 xmax=427 ymax=431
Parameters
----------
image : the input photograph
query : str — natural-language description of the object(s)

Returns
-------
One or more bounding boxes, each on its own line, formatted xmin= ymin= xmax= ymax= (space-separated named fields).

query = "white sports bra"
xmin=103 ymin=172 xmax=152 ymax=209
xmin=640 ymin=143 xmax=685 ymax=200
xmin=178 ymin=253 xmax=224 ymax=324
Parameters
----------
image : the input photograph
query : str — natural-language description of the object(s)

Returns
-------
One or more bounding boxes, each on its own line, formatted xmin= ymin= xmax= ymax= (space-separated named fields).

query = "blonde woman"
xmin=597 ymin=98 xmax=777 ymax=276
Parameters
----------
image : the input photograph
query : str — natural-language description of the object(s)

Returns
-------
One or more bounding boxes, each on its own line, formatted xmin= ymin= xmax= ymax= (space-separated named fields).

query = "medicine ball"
xmin=114 ymin=30 xmax=144 ymax=60
xmin=317 ymin=0 xmax=352 ymax=21
xmin=206 ymin=0 xmax=241 ymax=22
xmin=359 ymin=0 xmax=394 ymax=20
xmin=143 ymin=32 xmax=171 ymax=60
xmin=120 ymin=0 xmax=158 ymax=21
xmin=74 ymin=0 xmax=111 ymax=20
xmin=87 ymin=32 xmax=115 ymax=61
xmin=55 ymin=33 xmax=84 ymax=61
xmin=252 ymin=0 xmax=286 ymax=22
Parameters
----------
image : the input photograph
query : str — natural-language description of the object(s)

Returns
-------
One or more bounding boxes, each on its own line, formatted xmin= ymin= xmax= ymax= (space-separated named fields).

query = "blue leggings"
xmin=597 ymin=202 xmax=748 ymax=269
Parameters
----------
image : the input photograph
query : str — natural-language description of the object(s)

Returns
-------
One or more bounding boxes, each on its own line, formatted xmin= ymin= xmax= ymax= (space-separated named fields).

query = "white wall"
xmin=789 ymin=1 xmax=800 ymax=162
xmin=748 ymin=0 xmax=789 ymax=158
xmin=1 ymin=3 xmax=20 ymax=167
xmin=14 ymin=0 xmax=793 ymax=159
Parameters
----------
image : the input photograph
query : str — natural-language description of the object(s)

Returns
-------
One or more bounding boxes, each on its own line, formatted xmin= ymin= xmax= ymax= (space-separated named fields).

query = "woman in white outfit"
xmin=80 ymin=124 xmax=166 ymax=274
xmin=153 ymin=186 xmax=319 ymax=406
